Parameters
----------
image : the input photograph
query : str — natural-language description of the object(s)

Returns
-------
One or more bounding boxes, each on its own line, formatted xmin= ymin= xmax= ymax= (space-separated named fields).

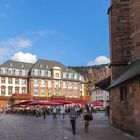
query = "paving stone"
xmin=0 ymin=113 xmax=137 ymax=140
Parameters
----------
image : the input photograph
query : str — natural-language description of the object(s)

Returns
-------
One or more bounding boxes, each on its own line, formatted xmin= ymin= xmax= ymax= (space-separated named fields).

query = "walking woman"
xmin=83 ymin=105 xmax=91 ymax=133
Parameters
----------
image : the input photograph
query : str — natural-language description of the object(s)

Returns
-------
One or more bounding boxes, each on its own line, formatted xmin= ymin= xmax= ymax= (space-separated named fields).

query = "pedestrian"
xmin=36 ymin=107 xmax=39 ymax=119
xmin=42 ymin=108 xmax=46 ymax=119
xmin=60 ymin=105 xmax=66 ymax=121
xmin=83 ymin=105 xmax=91 ymax=133
xmin=69 ymin=106 xmax=77 ymax=134
xmin=52 ymin=106 xmax=57 ymax=120
xmin=105 ymin=105 xmax=110 ymax=118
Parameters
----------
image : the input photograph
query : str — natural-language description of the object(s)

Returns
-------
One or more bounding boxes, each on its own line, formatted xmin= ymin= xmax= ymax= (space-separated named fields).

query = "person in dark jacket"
xmin=69 ymin=107 xmax=77 ymax=134
xmin=83 ymin=105 xmax=91 ymax=132
xmin=42 ymin=108 xmax=46 ymax=119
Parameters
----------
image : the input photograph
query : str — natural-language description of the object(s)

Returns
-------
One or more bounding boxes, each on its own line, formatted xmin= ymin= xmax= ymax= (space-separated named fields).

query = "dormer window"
xmin=73 ymin=74 xmax=75 ymax=78
xmin=65 ymin=68 xmax=68 ymax=71
xmin=39 ymin=65 xmax=42 ymax=68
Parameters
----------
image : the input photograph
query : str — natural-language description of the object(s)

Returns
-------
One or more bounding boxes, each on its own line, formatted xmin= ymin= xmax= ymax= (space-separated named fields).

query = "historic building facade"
xmin=0 ymin=59 xmax=86 ymax=107
xmin=108 ymin=0 xmax=140 ymax=137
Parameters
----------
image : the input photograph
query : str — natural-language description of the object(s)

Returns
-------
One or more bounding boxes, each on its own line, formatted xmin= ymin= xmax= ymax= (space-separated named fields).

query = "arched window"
xmin=8 ymin=86 xmax=13 ymax=95
xmin=1 ymin=86 xmax=6 ymax=95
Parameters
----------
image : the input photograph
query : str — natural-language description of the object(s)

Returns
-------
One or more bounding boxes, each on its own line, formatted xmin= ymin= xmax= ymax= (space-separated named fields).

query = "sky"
xmin=0 ymin=0 xmax=110 ymax=66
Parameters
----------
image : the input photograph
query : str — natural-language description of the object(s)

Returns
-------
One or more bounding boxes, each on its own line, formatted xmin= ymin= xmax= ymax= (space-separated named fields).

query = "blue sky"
xmin=0 ymin=0 xmax=110 ymax=66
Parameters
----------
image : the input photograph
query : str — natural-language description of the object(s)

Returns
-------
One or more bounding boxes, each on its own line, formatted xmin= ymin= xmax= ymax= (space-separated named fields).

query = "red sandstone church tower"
xmin=108 ymin=0 xmax=132 ymax=79
xmin=108 ymin=0 xmax=140 ymax=137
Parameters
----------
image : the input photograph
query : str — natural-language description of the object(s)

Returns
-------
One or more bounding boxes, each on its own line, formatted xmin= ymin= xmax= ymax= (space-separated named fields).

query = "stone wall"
xmin=130 ymin=0 xmax=140 ymax=59
xmin=109 ymin=0 xmax=132 ymax=79
xmin=110 ymin=78 xmax=140 ymax=137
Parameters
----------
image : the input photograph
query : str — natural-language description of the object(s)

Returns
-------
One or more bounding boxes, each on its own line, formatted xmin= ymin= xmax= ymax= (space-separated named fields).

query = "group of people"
xmin=69 ymin=104 xmax=93 ymax=134
xmin=3 ymin=104 xmax=94 ymax=135
xmin=52 ymin=104 xmax=93 ymax=134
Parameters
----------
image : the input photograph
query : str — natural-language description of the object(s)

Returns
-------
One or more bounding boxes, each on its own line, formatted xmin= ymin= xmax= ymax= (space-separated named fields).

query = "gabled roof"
xmin=0 ymin=60 xmax=34 ymax=70
xmin=109 ymin=58 xmax=140 ymax=88
xmin=31 ymin=59 xmax=81 ymax=75
xmin=31 ymin=59 xmax=65 ymax=70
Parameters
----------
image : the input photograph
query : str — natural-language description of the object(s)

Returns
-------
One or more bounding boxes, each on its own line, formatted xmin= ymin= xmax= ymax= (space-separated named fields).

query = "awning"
xmin=95 ymin=76 xmax=111 ymax=90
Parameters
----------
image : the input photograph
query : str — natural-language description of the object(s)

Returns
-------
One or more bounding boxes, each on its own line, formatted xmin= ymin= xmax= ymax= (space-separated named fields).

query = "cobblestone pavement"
xmin=0 ymin=113 xmax=137 ymax=140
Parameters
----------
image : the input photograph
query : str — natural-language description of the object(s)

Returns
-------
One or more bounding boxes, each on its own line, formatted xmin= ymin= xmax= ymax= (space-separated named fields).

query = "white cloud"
xmin=0 ymin=38 xmax=33 ymax=63
xmin=87 ymin=56 xmax=110 ymax=66
xmin=11 ymin=52 xmax=37 ymax=63
xmin=0 ymin=38 xmax=32 ymax=49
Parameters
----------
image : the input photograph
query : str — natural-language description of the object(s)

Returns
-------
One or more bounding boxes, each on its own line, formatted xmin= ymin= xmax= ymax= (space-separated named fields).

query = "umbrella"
xmin=90 ymin=100 xmax=104 ymax=107
xmin=39 ymin=101 xmax=61 ymax=106
xmin=27 ymin=100 xmax=61 ymax=106
xmin=14 ymin=100 xmax=34 ymax=106
xmin=51 ymin=100 xmax=72 ymax=105
xmin=72 ymin=100 xmax=87 ymax=105
xmin=27 ymin=100 xmax=42 ymax=105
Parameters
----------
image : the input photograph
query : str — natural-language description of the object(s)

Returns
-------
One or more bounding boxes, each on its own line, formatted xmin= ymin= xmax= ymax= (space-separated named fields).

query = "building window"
xmin=56 ymin=87 xmax=59 ymax=96
xmin=48 ymin=80 xmax=51 ymax=87
xmin=74 ymin=90 xmax=78 ymax=97
xmin=48 ymin=71 xmax=51 ymax=77
xmin=8 ymin=69 xmax=12 ymax=75
xmin=34 ymin=79 xmax=38 ymax=84
xmin=22 ymin=79 xmax=26 ymax=85
xmin=41 ymin=87 xmax=46 ymax=95
xmin=67 ymin=73 xmax=69 ymax=79
xmin=1 ymin=68 xmax=5 ymax=74
xmin=38 ymin=70 xmax=41 ymax=76
xmin=19 ymin=70 xmax=22 ymax=75
xmin=34 ymin=70 xmax=38 ymax=75
xmin=15 ymin=79 xmax=19 ymax=84
xmin=55 ymin=73 xmax=59 ymax=78
xmin=9 ymin=63 xmax=12 ymax=67
xmin=41 ymin=70 xmax=45 ymax=76
xmin=22 ymin=70 xmax=26 ymax=76
xmin=15 ymin=87 xmax=19 ymax=93
xmin=15 ymin=69 xmax=19 ymax=75
xmin=22 ymin=87 xmax=26 ymax=94
xmin=120 ymin=86 xmax=127 ymax=102
xmin=8 ymin=78 xmax=13 ymax=84
xmin=1 ymin=77 xmax=6 ymax=84
xmin=63 ymin=89 xmax=66 ymax=96
xmin=34 ymin=87 xmax=38 ymax=95
xmin=1 ymin=87 xmax=6 ymax=95
xmin=69 ymin=91 xmax=72 ymax=97
xmin=45 ymin=71 xmax=48 ymax=76
xmin=74 ymin=83 xmax=77 ymax=87
xmin=63 ymin=73 xmax=67 ymax=78
xmin=41 ymin=80 xmax=46 ymax=85
xmin=48 ymin=88 xmax=51 ymax=97
xmin=55 ymin=81 xmax=59 ymax=87
xmin=69 ymin=82 xmax=72 ymax=87
xmin=63 ymin=82 xmax=66 ymax=87
xmin=8 ymin=87 xmax=13 ymax=95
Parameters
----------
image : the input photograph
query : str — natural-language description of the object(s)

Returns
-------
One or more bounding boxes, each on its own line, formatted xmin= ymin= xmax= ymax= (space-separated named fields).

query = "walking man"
xmin=60 ymin=105 xmax=66 ymax=121
xmin=69 ymin=106 xmax=77 ymax=134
